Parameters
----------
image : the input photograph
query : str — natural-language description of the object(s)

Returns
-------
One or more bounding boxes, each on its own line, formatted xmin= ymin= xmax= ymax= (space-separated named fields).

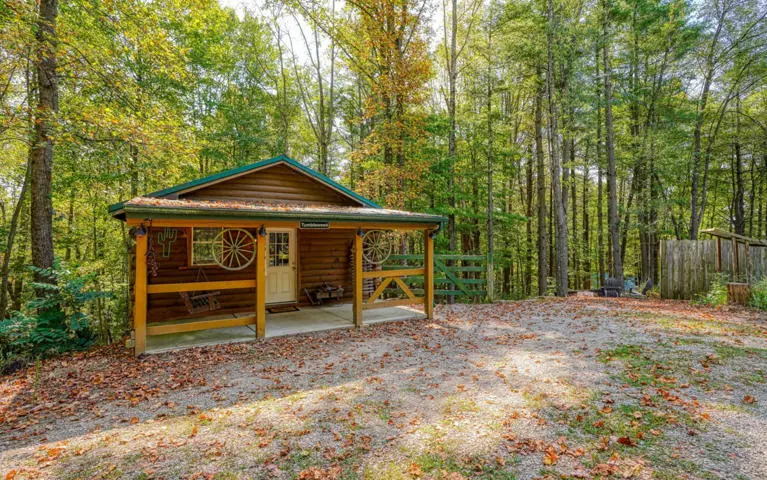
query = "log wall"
xmin=180 ymin=164 xmax=358 ymax=206
xmin=298 ymin=229 xmax=354 ymax=304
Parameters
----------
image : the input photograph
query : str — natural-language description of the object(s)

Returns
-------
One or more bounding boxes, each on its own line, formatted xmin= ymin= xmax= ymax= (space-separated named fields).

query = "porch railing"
xmin=146 ymin=279 xmax=256 ymax=294
xmin=361 ymin=267 xmax=425 ymax=309
xmin=145 ymin=279 xmax=259 ymax=335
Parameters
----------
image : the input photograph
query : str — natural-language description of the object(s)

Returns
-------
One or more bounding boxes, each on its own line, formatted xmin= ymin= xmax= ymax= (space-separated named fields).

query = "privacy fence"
xmin=660 ymin=238 xmax=767 ymax=299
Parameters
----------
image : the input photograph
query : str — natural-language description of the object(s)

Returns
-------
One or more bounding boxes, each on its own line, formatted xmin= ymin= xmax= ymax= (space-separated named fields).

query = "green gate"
xmin=383 ymin=254 xmax=489 ymax=300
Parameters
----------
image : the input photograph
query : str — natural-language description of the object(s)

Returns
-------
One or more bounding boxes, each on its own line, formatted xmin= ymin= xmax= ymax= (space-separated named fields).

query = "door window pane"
xmin=269 ymin=232 xmax=290 ymax=267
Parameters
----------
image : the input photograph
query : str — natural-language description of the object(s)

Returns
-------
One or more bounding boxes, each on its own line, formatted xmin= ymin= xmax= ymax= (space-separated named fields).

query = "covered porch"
xmin=121 ymin=214 xmax=443 ymax=355
xmin=145 ymin=303 xmax=426 ymax=354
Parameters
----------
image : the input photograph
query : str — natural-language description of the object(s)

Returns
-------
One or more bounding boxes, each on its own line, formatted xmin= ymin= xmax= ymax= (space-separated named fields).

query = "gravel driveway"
xmin=1 ymin=297 xmax=766 ymax=479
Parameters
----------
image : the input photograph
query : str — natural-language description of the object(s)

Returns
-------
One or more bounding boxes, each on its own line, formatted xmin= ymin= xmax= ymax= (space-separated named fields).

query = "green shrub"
xmin=0 ymin=264 xmax=111 ymax=372
xmin=646 ymin=286 xmax=661 ymax=299
xmin=748 ymin=278 xmax=767 ymax=310
xmin=692 ymin=273 xmax=728 ymax=307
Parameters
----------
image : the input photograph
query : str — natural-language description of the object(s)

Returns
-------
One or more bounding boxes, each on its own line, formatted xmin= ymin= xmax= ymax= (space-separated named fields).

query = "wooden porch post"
xmin=424 ymin=229 xmax=434 ymax=319
xmin=353 ymin=229 xmax=363 ymax=327
xmin=134 ymin=232 xmax=147 ymax=356
xmin=256 ymin=227 xmax=267 ymax=338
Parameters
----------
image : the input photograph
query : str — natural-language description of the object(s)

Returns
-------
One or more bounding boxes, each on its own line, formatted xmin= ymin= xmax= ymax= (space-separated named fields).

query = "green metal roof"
xmin=108 ymin=154 xmax=381 ymax=213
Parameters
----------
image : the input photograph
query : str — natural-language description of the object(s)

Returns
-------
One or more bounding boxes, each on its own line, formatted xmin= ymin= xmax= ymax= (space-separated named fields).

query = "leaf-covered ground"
xmin=2 ymin=297 xmax=766 ymax=479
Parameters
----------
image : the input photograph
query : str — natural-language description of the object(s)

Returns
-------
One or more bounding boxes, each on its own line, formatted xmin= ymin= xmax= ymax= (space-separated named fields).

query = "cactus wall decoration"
xmin=157 ymin=228 xmax=178 ymax=258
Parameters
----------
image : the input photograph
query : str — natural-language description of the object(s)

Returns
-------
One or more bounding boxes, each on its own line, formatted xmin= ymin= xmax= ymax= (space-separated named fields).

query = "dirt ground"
xmin=1 ymin=297 xmax=766 ymax=479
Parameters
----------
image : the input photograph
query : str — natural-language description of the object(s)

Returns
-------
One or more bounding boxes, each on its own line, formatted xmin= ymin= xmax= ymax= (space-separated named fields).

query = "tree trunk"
xmin=0 ymin=163 xmax=31 ymax=319
xmin=582 ymin=155 xmax=590 ymax=289
xmin=603 ymin=0 xmax=622 ymax=285
xmin=324 ymin=6 xmax=336 ymax=176
xmin=29 ymin=0 xmax=59 ymax=294
xmin=447 ymin=0 xmax=458 ymax=257
xmin=274 ymin=21 xmax=291 ymax=156
xmin=445 ymin=0 xmax=459 ymax=302
xmin=689 ymin=6 xmax=726 ymax=240
xmin=535 ymin=67 xmax=548 ymax=296
xmin=525 ymin=144 xmax=534 ymax=296
xmin=595 ymin=42 xmax=605 ymax=287
xmin=570 ymin=161 xmax=577 ymax=289
xmin=486 ymin=32 xmax=495 ymax=300
xmin=732 ymin=92 xmax=745 ymax=235
xmin=547 ymin=0 xmax=568 ymax=297
xmin=598 ymin=166 xmax=605 ymax=285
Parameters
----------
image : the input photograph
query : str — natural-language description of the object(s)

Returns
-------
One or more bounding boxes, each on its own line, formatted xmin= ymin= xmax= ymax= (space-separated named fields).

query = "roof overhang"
xmin=113 ymin=204 xmax=446 ymax=229
xmin=701 ymin=228 xmax=767 ymax=247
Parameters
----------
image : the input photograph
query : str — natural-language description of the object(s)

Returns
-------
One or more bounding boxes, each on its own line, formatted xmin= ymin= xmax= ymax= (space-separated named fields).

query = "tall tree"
xmin=594 ymin=40 xmax=605 ymax=287
xmin=547 ymin=0 xmax=568 ymax=296
xmin=535 ymin=66 xmax=548 ymax=295
xmin=602 ymin=0 xmax=622 ymax=283
xmin=445 ymin=0 xmax=459 ymax=256
xmin=290 ymin=5 xmax=337 ymax=174
xmin=29 ymin=0 xmax=58 ymax=292
xmin=485 ymin=21 xmax=495 ymax=300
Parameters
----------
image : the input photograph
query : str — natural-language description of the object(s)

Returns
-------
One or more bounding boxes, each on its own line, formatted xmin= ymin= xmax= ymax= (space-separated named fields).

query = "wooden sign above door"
xmin=300 ymin=221 xmax=330 ymax=229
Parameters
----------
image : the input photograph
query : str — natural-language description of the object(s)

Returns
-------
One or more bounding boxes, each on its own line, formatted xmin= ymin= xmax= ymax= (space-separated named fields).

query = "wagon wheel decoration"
xmin=362 ymin=230 xmax=396 ymax=265
xmin=212 ymin=228 xmax=256 ymax=271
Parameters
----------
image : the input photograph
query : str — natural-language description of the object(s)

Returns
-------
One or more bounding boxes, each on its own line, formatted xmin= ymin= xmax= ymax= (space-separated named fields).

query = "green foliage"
xmin=692 ymin=273 xmax=728 ymax=307
xmin=2 ymin=0 xmax=767 ymax=340
xmin=0 ymin=264 xmax=111 ymax=370
xmin=748 ymin=278 xmax=767 ymax=311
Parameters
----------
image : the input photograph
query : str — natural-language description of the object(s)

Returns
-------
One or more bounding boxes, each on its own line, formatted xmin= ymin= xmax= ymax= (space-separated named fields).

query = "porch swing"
xmin=179 ymin=268 xmax=222 ymax=314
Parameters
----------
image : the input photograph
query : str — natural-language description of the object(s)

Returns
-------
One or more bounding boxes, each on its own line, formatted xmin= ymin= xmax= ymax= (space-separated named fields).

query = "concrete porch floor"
xmin=146 ymin=303 xmax=426 ymax=354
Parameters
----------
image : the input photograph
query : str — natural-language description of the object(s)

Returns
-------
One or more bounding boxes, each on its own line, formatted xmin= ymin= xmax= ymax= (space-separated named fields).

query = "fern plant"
xmin=692 ymin=273 xmax=728 ymax=307
xmin=0 ymin=263 xmax=112 ymax=369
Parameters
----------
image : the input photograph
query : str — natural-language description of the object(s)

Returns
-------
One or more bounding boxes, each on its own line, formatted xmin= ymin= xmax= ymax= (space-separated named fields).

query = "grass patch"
xmin=713 ymin=344 xmax=767 ymax=360
xmin=741 ymin=369 xmax=766 ymax=385
xmin=566 ymin=401 xmax=670 ymax=446
xmin=362 ymin=462 xmax=410 ymax=480
xmin=599 ymin=344 xmax=711 ymax=389
xmin=288 ymin=450 xmax=314 ymax=471
xmin=566 ymin=345 xmax=717 ymax=478
xmin=441 ymin=395 xmax=480 ymax=416
xmin=413 ymin=452 xmax=517 ymax=479
xmin=654 ymin=316 xmax=765 ymax=339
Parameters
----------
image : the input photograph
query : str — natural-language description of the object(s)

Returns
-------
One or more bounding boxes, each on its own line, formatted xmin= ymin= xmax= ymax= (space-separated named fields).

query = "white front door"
xmin=266 ymin=229 xmax=297 ymax=304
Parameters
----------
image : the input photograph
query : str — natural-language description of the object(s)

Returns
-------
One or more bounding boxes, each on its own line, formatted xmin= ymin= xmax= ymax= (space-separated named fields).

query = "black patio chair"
xmin=599 ymin=277 xmax=623 ymax=297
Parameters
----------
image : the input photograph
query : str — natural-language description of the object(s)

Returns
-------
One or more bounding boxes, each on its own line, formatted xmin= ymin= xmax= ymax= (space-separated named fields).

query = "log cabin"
xmin=109 ymin=155 xmax=445 ymax=355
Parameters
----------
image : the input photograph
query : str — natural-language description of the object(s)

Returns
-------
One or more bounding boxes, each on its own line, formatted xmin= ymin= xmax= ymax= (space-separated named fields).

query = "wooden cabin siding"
xmin=298 ymin=229 xmax=354 ymax=304
xmin=144 ymin=228 xmax=258 ymax=323
xmin=180 ymin=164 xmax=359 ymax=206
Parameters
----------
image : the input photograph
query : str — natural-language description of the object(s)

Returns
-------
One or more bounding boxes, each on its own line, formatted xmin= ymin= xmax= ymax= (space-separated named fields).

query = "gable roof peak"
xmin=108 ymin=154 xmax=381 ymax=213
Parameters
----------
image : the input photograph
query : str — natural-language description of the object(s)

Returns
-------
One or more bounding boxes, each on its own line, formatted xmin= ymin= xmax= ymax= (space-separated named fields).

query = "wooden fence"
xmin=383 ymin=254 xmax=488 ymax=300
xmin=660 ymin=239 xmax=767 ymax=299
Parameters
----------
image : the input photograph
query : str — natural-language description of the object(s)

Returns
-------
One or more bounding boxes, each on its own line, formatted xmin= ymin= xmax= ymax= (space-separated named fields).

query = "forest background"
xmin=1 ymin=0 xmax=766 ymax=349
